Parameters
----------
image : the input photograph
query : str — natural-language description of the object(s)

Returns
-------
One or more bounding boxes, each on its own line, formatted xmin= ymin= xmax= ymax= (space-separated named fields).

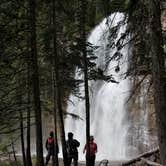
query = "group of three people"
xmin=45 ymin=131 xmax=97 ymax=166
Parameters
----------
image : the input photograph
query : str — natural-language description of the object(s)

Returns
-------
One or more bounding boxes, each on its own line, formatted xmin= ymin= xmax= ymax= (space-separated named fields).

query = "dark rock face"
xmin=127 ymin=76 xmax=158 ymax=157
xmin=126 ymin=1 xmax=166 ymax=157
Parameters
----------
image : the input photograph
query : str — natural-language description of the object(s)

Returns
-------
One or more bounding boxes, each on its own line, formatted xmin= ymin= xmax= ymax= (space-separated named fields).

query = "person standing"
xmin=45 ymin=131 xmax=59 ymax=166
xmin=83 ymin=136 xmax=97 ymax=166
xmin=66 ymin=132 xmax=80 ymax=166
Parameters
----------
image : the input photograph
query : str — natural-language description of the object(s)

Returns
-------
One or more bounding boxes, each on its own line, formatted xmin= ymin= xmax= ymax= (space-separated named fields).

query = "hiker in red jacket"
xmin=45 ymin=131 xmax=59 ymax=166
xmin=83 ymin=136 xmax=97 ymax=166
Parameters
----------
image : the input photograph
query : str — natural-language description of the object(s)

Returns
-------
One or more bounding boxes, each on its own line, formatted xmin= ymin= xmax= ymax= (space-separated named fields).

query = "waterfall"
xmin=65 ymin=13 xmax=130 ymax=161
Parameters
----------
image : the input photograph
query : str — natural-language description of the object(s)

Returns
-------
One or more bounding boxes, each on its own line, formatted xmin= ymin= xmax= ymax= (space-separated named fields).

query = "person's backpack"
xmin=67 ymin=139 xmax=80 ymax=155
xmin=47 ymin=137 xmax=54 ymax=149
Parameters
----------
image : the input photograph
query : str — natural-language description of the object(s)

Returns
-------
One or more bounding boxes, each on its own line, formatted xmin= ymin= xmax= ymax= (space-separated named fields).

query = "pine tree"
xmin=52 ymin=0 xmax=68 ymax=165
xmin=29 ymin=0 xmax=44 ymax=165
xmin=80 ymin=0 xmax=90 ymax=165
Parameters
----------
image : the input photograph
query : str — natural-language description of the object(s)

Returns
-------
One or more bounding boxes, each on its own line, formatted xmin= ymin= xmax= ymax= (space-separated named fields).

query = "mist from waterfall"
xmin=65 ymin=13 xmax=131 ymax=161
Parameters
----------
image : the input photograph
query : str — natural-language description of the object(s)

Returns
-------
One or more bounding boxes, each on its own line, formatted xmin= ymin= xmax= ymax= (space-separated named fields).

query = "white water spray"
xmin=65 ymin=13 xmax=130 ymax=161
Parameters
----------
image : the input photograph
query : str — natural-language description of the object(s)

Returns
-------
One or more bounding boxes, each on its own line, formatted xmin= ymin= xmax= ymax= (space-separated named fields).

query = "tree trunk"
xmin=15 ymin=6 xmax=26 ymax=166
xmin=52 ymin=4 xmax=59 ymax=164
xmin=26 ymin=53 xmax=32 ymax=166
xmin=52 ymin=0 xmax=68 ymax=165
xmin=122 ymin=148 xmax=159 ymax=165
xmin=29 ymin=0 xmax=44 ymax=166
xmin=11 ymin=138 xmax=17 ymax=162
xmin=141 ymin=158 xmax=162 ymax=166
xmin=20 ymin=109 xmax=26 ymax=166
xmin=146 ymin=0 xmax=166 ymax=164
xmin=18 ymin=78 xmax=26 ymax=166
xmin=52 ymin=71 xmax=59 ymax=166
xmin=80 ymin=0 xmax=90 ymax=165
xmin=50 ymin=2 xmax=59 ymax=166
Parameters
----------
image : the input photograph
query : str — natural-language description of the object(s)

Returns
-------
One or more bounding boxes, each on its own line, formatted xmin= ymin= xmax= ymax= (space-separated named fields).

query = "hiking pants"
xmin=45 ymin=149 xmax=55 ymax=166
xmin=89 ymin=155 xmax=96 ymax=166
xmin=68 ymin=153 xmax=78 ymax=166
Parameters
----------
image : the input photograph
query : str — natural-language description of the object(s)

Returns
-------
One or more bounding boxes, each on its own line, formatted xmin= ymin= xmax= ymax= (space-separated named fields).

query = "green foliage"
xmin=0 ymin=142 xmax=8 ymax=154
xmin=0 ymin=0 xmax=29 ymax=153
xmin=109 ymin=0 xmax=128 ymax=13
xmin=0 ymin=161 xmax=22 ymax=166
xmin=108 ymin=0 xmax=138 ymax=14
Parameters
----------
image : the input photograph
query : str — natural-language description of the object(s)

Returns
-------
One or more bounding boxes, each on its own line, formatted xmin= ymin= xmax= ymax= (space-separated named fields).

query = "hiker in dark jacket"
xmin=66 ymin=132 xmax=80 ymax=166
xmin=45 ymin=131 xmax=59 ymax=166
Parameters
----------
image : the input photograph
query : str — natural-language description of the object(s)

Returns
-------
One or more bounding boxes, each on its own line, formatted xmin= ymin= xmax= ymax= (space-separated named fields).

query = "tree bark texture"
xmin=26 ymin=54 xmax=32 ymax=166
xmin=18 ymin=78 xmax=26 ymax=166
xmin=52 ymin=0 xmax=68 ymax=165
xmin=29 ymin=0 xmax=44 ymax=166
xmin=80 ymin=0 xmax=90 ymax=165
xmin=11 ymin=139 xmax=17 ymax=162
xmin=20 ymin=109 xmax=26 ymax=166
xmin=53 ymin=71 xmax=59 ymax=166
xmin=122 ymin=148 xmax=159 ymax=165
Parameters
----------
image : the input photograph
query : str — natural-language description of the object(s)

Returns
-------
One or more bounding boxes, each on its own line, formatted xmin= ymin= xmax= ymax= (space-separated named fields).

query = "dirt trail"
xmin=47 ymin=159 xmax=125 ymax=166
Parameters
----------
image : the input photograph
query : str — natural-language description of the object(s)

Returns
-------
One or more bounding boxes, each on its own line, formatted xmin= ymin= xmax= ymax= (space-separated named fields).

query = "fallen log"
xmin=141 ymin=157 xmax=163 ymax=166
xmin=122 ymin=147 xmax=159 ymax=166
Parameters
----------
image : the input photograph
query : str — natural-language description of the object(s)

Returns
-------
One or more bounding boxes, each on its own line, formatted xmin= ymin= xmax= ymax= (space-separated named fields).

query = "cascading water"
xmin=65 ymin=13 xmax=131 ymax=161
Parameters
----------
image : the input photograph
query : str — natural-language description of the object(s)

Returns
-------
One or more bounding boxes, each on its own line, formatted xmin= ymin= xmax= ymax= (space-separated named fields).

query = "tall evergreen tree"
xmin=80 ymin=0 xmax=90 ymax=165
xmin=18 ymin=80 xmax=26 ymax=166
xmin=26 ymin=52 xmax=32 ymax=166
xmin=52 ymin=1 xmax=59 ymax=166
xmin=29 ymin=0 xmax=44 ymax=165
xmin=52 ymin=0 xmax=68 ymax=165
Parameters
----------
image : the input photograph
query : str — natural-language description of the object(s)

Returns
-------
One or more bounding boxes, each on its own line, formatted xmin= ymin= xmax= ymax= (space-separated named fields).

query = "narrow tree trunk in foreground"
xmin=26 ymin=54 xmax=32 ymax=166
xmin=15 ymin=8 xmax=26 ymax=166
xmin=11 ymin=139 xmax=17 ymax=162
xmin=18 ymin=78 xmax=26 ymax=166
xmin=146 ymin=0 xmax=166 ymax=164
xmin=52 ymin=0 xmax=68 ymax=165
xmin=52 ymin=1 xmax=59 ymax=165
xmin=20 ymin=108 xmax=26 ymax=166
xmin=52 ymin=72 xmax=59 ymax=166
xmin=29 ymin=0 xmax=44 ymax=165
xmin=50 ymin=2 xmax=59 ymax=166
xmin=80 ymin=0 xmax=90 ymax=165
